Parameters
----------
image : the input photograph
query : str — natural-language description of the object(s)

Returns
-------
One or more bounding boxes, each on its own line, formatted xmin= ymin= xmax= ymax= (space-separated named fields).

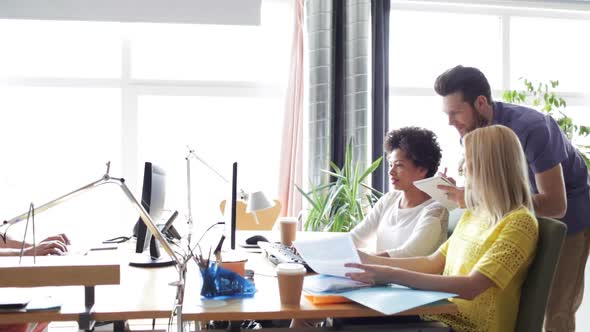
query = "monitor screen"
xmin=131 ymin=162 xmax=175 ymax=268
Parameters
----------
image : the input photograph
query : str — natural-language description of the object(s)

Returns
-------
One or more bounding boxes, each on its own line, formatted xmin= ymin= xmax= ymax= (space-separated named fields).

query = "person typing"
xmin=0 ymin=231 xmax=70 ymax=332
xmin=0 ymin=232 xmax=70 ymax=256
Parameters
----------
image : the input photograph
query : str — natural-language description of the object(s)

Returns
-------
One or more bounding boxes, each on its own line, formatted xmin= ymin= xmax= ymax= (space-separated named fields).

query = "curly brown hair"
xmin=384 ymin=127 xmax=442 ymax=178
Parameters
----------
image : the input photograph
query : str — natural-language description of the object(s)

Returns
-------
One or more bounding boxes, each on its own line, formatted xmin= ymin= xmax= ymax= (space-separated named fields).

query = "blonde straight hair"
xmin=463 ymin=125 xmax=533 ymax=223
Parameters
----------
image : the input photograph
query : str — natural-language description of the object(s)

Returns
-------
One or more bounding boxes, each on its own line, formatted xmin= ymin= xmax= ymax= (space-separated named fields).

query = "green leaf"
xmin=500 ymin=77 xmax=590 ymax=152
xmin=297 ymin=140 xmax=384 ymax=232
xmin=359 ymin=157 xmax=383 ymax=183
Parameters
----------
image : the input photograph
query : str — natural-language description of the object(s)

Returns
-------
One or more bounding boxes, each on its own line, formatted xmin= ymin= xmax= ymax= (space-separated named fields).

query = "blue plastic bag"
xmin=200 ymin=262 xmax=256 ymax=299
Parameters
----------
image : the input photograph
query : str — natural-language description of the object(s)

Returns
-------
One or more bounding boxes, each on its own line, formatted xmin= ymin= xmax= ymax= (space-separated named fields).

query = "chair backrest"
xmin=220 ymin=199 xmax=282 ymax=231
xmin=515 ymin=217 xmax=567 ymax=332
xmin=447 ymin=208 xmax=465 ymax=237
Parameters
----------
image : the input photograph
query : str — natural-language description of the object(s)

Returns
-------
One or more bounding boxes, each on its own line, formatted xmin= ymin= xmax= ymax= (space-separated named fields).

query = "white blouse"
xmin=350 ymin=191 xmax=449 ymax=257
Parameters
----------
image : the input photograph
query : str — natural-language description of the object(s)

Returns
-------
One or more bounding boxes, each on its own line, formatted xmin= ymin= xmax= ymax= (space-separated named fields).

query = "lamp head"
xmin=245 ymin=191 xmax=274 ymax=213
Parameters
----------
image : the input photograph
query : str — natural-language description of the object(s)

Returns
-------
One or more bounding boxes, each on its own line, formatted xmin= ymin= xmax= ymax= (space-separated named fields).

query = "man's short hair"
xmin=384 ymin=127 xmax=442 ymax=178
xmin=434 ymin=65 xmax=493 ymax=105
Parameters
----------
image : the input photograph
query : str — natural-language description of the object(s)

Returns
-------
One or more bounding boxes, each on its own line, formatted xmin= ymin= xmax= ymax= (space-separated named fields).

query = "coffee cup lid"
xmin=279 ymin=217 xmax=298 ymax=224
xmin=276 ymin=262 xmax=306 ymax=275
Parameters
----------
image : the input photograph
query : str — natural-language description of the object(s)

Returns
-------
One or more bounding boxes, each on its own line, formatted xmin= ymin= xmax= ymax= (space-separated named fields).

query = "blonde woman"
xmin=345 ymin=125 xmax=539 ymax=332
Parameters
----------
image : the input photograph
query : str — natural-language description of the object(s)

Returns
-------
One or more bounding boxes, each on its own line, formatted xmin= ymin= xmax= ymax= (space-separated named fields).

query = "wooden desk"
xmin=0 ymin=233 xmax=457 ymax=329
xmin=182 ymin=253 xmax=456 ymax=321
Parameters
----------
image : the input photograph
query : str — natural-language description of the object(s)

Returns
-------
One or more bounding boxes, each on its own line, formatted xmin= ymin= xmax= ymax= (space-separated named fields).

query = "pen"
xmin=213 ymin=235 xmax=226 ymax=263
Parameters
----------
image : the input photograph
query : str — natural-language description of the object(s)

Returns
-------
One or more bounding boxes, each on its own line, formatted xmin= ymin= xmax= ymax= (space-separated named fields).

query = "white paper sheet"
xmin=293 ymin=233 xmax=362 ymax=277
xmin=303 ymin=274 xmax=370 ymax=293
xmin=413 ymin=176 xmax=458 ymax=210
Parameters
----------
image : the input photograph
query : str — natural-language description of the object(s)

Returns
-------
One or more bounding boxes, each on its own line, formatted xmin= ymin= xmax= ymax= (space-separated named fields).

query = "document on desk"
xmin=336 ymin=285 xmax=456 ymax=315
xmin=293 ymin=233 xmax=362 ymax=277
xmin=304 ymin=274 xmax=369 ymax=293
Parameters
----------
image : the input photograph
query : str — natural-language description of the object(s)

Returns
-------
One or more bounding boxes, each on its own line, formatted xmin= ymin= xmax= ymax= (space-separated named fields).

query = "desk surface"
xmin=0 ymin=231 xmax=457 ymax=324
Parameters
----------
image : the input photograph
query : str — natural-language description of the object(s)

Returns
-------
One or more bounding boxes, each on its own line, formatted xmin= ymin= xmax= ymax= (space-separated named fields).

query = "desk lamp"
xmin=1 ymin=162 xmax=180 ymax=265
xmin=185 ymin=146 xmax=274 ymax=246
xmin=1 ymin=162 xmax=188 ymax=332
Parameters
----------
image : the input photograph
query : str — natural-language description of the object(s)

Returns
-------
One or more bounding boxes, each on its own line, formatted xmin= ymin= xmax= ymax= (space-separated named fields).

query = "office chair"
xmin=447 ymin=208 xmax=465 ymax=237
xmin=220 ymin=199 xmax=282 ymax=231
xmin=515 ymin=216 xmax=567 ymax=332
xmin=415 ymin=215 xmax=565 ymax=332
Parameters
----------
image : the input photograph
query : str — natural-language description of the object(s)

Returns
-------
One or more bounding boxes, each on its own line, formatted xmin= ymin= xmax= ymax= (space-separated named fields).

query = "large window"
xmin=389 ymin=4 xmax=590 ymax=186
xmin=0 ymin=0 xmax=292 ymax=243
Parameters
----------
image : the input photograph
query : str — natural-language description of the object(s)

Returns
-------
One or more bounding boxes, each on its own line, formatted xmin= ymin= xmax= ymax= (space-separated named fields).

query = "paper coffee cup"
xmin=279 ymin=217 xmax=298 ymax=246
xmin=276 ymin=263 xmax=306 ymax=305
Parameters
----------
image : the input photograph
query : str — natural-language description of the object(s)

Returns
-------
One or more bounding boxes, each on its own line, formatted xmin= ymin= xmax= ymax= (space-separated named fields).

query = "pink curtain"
xmin=278 ymin=0 xmax=304 ymax=220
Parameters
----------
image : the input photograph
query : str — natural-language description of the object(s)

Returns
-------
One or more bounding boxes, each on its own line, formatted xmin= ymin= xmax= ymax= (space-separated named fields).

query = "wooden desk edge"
xmin=0 ymin=263 xmax=120 ymax=287
xmin=181 ymin=302 xmax=457 ymax=321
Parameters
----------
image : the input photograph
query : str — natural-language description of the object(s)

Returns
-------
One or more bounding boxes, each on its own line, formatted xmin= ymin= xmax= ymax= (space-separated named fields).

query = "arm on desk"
xmin=358 ymin=249 xmax=445 ymax=275
xmin=346 ymin=262 xmax=493 ymax=300
xmin=0 ymin=233 xmax=69 ymax=255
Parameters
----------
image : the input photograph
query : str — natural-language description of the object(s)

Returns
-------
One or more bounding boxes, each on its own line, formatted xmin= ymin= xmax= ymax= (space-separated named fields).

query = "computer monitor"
xmin=130 ymin=162 xmax=175 ymax=268
xmin=230 ymin=162 xmax=237 ymax=249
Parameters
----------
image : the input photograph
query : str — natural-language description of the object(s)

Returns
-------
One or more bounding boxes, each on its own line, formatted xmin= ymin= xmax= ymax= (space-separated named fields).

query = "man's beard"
xmin=472 ymin=107 xmax=490 ymax=130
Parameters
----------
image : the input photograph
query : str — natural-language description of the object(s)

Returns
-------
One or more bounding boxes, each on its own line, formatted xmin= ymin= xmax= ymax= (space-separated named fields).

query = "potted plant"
xmin=297 ymin=141 xmax=383 ymax=232
xmin=503 ymin=78 xmax=590 ymax=168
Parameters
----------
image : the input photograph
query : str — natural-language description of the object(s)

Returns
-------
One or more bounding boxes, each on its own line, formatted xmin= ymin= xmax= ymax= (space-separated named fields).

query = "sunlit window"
xmin=511 ymin=17 xmax=590 ymax=93
xmin=0 ymin=20 xmax=121 ymax=78
xmin=0 ymin=0 xmax=292 ymax=243
xmin=390 ymin=10 xmax=502 ymax=88
xmin=137 ymin=96 xmax=284 ymax=234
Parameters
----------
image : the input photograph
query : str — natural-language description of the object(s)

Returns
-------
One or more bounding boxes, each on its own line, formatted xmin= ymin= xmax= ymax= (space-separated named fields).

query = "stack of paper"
xmin=293 ymin=233 xmax=362 ymax=277
xmin=294 ymin=233 xmax=457 ymax=315
xmin=303 ymin=274 xmax=369 ymax=293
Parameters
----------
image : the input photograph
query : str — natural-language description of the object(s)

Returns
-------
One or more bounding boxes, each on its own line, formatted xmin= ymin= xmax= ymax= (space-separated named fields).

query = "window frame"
xmin=389 ymin=1 xmax=590 ymax=107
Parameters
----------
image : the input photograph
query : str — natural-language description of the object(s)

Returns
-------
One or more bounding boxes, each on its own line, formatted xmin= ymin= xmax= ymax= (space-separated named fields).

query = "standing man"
xmin=434 ymin=65 xmax=590 ymax=332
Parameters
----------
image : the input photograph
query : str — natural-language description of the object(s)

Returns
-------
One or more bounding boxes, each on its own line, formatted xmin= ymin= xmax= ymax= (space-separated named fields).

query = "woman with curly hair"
xmin=350 ymin=126 xmax=448 ymax=257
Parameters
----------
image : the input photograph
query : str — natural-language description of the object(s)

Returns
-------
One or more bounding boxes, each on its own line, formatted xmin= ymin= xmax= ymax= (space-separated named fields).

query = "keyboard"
xmin=258 ymin=242 xmax=314 ymax=272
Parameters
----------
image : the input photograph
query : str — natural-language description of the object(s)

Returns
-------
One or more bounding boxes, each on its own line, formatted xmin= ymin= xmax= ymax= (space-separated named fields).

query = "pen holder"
xmin=200 ymin=262 xmax=256 ymax=299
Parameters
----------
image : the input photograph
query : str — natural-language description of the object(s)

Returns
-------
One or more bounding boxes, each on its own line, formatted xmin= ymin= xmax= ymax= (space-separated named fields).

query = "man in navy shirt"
xmin=434 ymin=65 xmax=590 ymax=332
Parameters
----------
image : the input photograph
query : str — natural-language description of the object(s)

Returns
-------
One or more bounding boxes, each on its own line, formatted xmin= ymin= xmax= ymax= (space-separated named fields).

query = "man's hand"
xmin=438 ymin=185 xmax=466 ymax=208
xmin=438 ymin=167 xmax=465 ymax=208
xmin=438 ymin=167 xmax=457 ymax=185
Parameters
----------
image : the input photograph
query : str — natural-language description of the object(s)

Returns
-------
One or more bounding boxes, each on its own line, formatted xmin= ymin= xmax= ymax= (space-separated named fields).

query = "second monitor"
xmin=131 ymin=162 xmax=176 ymax=268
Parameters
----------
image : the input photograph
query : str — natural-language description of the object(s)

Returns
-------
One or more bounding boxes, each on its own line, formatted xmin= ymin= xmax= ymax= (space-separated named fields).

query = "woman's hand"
xmin=344 ymin=262 xmax=398 ymax=285
xmin=357 ymin=249 xmax=371 ymax=263
xmin=40 ymin=233 xmax=70 ymax=246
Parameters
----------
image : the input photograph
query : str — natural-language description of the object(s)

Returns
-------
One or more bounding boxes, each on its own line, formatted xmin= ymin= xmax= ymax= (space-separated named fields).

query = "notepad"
xmin=413 ymin=176 xmax=458 ymax=210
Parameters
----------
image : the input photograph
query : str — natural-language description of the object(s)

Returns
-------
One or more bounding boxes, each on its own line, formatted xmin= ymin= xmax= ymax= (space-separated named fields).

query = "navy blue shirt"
xmin=493 ymin=101 xmax=590 ymax=234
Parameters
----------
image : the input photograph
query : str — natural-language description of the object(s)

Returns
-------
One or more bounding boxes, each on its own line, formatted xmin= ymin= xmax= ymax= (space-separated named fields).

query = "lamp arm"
xmin=2 ymin=164 xmax=179 ymax=268
xmin=3 ymin=177 xmax=107 ymax=227
xmin=186 ymin=150 xmax=230 ymax=184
